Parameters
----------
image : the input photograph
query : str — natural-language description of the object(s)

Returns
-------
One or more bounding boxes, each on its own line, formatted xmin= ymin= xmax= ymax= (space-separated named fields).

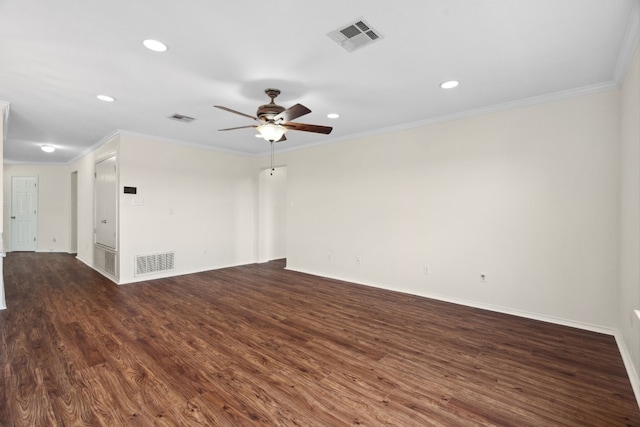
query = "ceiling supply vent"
xmin=169 ymin=113 xmax=195 ymax=123
xmin=135 ymin=252 xmax=175 ymax=276
xmin=328 ymin=18 xmax=383 ymax=52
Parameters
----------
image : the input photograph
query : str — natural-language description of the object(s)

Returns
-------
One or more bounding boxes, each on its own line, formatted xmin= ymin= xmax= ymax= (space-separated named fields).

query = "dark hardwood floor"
xmin=0 ymin=252 xmax=638 ymax=426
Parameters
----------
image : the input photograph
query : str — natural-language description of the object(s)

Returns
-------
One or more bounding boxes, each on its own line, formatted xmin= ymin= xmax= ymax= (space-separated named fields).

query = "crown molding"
xmin=115 ymin=129 xmax=250 ymax=156
xmin=613 ymin=0 xmax=640 ymax=85
xmin=276 ymin=81 xmax=620 ymax=156
xmin=64 ymin=129 xmax=121 ymax=165
xmin=0 ymin=101 xmax=10 ymax=141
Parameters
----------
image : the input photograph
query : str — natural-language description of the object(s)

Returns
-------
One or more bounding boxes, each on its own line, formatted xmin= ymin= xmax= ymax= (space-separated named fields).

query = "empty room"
xmin=0 ymin=0 xmax=639 ymax=425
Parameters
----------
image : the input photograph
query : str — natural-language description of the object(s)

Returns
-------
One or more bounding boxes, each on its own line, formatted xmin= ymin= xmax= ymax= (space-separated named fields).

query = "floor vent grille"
xmin=135 ymin=252 xmax=175 ymax=276
xmin=328 ymin=18 xmax=383 ymax=52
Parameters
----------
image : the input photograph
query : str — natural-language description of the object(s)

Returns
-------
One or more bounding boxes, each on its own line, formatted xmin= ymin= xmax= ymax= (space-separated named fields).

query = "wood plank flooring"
xmin=0 ymin=252 xmax=638 ymax=426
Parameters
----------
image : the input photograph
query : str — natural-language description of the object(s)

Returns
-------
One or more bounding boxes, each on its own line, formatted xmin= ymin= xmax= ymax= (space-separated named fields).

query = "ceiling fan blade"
xmin=284 ymin=122 xmax=333 ymax=134
xmin=214 ymin=105 xmax=259 ymax=121
xmin=218 ymin=125 xmax=257 ymax=131
xmin=274 ymin=103 xmax=311 ymax=123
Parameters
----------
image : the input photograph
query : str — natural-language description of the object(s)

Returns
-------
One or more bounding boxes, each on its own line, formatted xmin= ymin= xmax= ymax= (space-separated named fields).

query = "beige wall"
xmin=116 ymin=133 xmax=257 ymax=283
xmin=0 ymin=103 xmax=6 ymax=231
xmin=72 ymin=135 xmax=120 ymax=267
xmin=6 ymin=133 xmax=258 ymax=283
xmin=271 ymin=89 xmax=621 ymax=332
xmin=0 ymin=103 xmax=5 ymax=310
xmin=619 ymin=42 xmax=640 ymax=398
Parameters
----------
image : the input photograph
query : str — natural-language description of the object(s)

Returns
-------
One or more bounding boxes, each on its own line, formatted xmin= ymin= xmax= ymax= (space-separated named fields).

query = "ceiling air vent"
xmin=328 ymin=18 xmax=383 ymax=52
xmin=169 ymin=113 xmax=195 ymax=123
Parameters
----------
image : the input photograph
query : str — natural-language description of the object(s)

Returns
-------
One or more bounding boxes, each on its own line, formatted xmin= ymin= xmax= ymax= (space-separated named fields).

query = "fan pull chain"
xmin=270 ymin=140 xmax=275 ymax=176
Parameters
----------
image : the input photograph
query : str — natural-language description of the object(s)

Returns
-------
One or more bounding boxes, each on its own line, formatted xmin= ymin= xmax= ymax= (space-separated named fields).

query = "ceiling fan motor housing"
xmin=257 ymin=103 xmax=285 ymax=122
xmin=215 ymin=87 xmax=332 ymax=135
xmin=257 ymin=88 xmax=285 ymax=122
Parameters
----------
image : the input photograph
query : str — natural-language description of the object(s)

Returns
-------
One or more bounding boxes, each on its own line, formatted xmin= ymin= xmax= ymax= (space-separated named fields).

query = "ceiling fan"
xmin=214 ymin=88 xmax=333 ymax=143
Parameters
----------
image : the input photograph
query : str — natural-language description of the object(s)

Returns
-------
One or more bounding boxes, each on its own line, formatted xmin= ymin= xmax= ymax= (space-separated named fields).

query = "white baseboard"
xmin=286 ymin=266 xmax=639 ymax=409
xmin=615 ymin=332 xmax=640 ymax=409
xmin=74 ymin=255 xmax=117 ymax=283
xmin=75 ymin=255 xmax=92 ymax=268
xmin=287 ymin=267 xmax=616 ymax=333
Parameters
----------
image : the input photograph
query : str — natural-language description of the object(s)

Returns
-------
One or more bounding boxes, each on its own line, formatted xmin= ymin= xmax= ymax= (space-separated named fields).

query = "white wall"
xmin=117 ymin=133 xmax=257 ymax=283
xmin=70 ymin=134 xmax=120 ymax=266
xmin=3 ymin=132 xmax=258 ymax=284
xmin=0 ymin=103 xmax=5 ymax=310
xmin=3 ymin=164 xmax=72 ymax=253
xmin=271 ymin=89 xmax=621 ymax=331
xmin=619 ymin=42 xmax=640 ymax=397
xmin=0 ymin=104 xmax=4 ymax=230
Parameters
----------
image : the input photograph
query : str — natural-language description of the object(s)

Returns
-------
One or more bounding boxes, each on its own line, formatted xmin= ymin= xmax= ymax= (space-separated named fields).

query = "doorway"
xmin=95 ymin=156 xmax=117 ymax=249
xmin=257 ymin=166 xmax=287 ymax=263
xmin=70 ymin=171 xmax=78 ymax=254
xmin=11 ymin=176 xmax=38 ymax=251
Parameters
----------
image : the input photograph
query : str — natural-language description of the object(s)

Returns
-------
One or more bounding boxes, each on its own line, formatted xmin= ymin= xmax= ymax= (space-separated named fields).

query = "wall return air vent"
xmin=328 ymin=18 xmax=383 ymax=52
xmin=135 ymin=252 xmax=175 ymax=276
xmin=104 ymin=251 xmax=116 ymax=276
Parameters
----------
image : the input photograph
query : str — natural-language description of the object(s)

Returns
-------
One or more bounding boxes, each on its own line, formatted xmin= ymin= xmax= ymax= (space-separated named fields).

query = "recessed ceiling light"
xmin=97 ymin=94 xmax=115 ymax=102
xmin=143 ymin=39 xmax=168 ymax=52
xmin=41 ymin=145 xmax=55 ymax=153
xmin=327 ymin=113 xmax=340 ymax=119
xmin=440 ymin=80 xmax=459 ymax=89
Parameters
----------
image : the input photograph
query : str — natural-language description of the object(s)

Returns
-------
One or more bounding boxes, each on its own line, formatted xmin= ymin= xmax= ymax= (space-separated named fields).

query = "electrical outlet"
xmin=423 ymin=265 xmax=430 ymax=275
xmin=480 ymin=272 xmax=487 ymax=283
xmin=356 ymin=256 xmax=362 ymax=265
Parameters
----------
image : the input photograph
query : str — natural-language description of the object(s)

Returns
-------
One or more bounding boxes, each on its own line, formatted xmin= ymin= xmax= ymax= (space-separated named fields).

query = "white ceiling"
xmin=1 ymin=0 xmax=638 ymax=164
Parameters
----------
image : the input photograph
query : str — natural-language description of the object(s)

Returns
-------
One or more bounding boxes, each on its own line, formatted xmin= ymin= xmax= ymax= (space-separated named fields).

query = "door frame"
xmin=94 ymin=154 xmax=118 ymax=250
xmin=70 ymin=171 xmax=78 ymax=254
xmin=256 ymin=166 xmax=287 ymax=263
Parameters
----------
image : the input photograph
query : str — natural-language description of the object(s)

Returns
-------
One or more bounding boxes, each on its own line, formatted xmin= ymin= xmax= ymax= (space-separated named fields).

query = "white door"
xmin=11 ymin=176 xmax=38 ymax=251
xmin=95 ymin=156 xmax=117 ymax=249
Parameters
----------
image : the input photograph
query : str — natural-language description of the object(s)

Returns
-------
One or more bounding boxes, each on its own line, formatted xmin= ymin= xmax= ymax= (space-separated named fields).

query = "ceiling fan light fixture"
xmin=41 ymin=145 xmax=55 ymax=153
xmin=257 ymin=123 xmax=287 ymax=142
